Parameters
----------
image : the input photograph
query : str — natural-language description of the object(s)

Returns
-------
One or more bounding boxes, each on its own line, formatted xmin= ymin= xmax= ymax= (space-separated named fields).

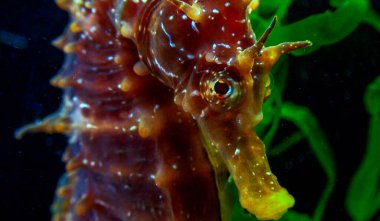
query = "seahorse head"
xmin=138 ymin=0 xmax=311 ymax=219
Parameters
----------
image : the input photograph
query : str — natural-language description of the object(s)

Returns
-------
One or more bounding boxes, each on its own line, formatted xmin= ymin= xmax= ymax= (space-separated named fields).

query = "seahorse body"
xmin=17 ymin=0 xmax=311 ymax=220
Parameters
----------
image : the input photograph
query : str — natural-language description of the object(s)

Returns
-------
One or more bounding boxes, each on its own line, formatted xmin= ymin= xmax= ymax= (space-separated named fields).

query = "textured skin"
xmin=50 ymin=0 xmax=219 ymax=220
xmin=17 ymin=0 xmax=311 ymax=220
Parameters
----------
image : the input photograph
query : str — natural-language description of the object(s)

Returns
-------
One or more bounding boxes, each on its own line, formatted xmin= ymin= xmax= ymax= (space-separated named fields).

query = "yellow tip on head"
xmin=167 ymin=0 xmax=204 ymax=22
xmin=247 ymin=0 xmax=260 ymax=14
xmin=240 ymin=188 xmax=295 ymax=220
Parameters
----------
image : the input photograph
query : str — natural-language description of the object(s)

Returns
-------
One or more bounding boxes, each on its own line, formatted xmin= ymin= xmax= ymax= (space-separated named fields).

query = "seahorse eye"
xmin=201 ymin=71 xmax=244 ymax=110
xmin=212 ymin=79 xmax=232 ymax=98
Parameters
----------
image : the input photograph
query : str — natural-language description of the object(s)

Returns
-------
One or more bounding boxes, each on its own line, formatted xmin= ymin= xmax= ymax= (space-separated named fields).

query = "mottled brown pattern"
xmin=17 ymin=0 xmax=312 ymax=220
xmin=50 ymin=0 xmax=220 ymax=220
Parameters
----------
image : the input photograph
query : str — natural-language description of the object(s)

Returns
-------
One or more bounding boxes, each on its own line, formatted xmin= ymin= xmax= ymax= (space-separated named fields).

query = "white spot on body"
xmin=234 ymin=148 xmax=240 ymax=155
xmin=79 ymin=103 xmax=89 ymax=109
xmin=187 ymin=54 xmax=195 ymax=59
xmin=160 ymin=22 xmax=175 ymax=47
xmin=217 ymin=43 xmax=231 ymax=49
xmin=227 ymin=57 xmax=233 ymax=66
xmin=190 ymin=90 xmax=200 ymax=97
xmin=85 ymin=123 xmax=95 ymax=129
xmin=191 ymin=21 xmax=199 ymax=33
xmin=172 ymin=164 xmax=178 ymax=170
xmin=212 ymin=8 xmax=219 ymax=14
xmin=90 ymin=26 xmax=97 ymax=32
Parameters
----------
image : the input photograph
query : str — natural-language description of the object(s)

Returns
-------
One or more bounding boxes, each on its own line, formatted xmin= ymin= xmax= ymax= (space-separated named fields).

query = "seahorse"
xmin=16 ymin=0 xmax=311 ymax=220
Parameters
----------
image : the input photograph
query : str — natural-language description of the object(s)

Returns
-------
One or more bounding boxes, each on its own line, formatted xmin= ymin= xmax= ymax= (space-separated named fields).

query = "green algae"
xmin=346 ymin=76 xmax=380 ymax=221
xmin=249 ymin=0 xmax=375 ymax=55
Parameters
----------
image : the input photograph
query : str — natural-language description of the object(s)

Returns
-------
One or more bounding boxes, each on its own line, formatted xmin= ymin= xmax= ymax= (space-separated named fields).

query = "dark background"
xmin=1 ymin=0 xmax=379 ymax=220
